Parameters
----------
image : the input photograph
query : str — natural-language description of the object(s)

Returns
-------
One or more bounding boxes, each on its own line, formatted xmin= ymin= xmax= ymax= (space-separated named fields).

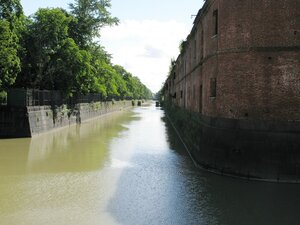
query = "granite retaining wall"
xmin=0 ymin=101 xmax=133 ymax=138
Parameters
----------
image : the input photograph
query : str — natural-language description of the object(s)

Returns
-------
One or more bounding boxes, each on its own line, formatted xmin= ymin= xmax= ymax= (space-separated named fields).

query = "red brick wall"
xmin=216 ymin=51 xmax=300 ymax=120
xmin=165 ymin=0 xmax=300 ymax=121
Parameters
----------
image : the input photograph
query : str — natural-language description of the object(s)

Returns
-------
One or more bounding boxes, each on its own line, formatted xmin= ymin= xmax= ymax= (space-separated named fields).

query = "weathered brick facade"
xmin=165 ymin=0 xmax=300 ymax=121
xmin=163 ymin=0 xmax=300 ymax=182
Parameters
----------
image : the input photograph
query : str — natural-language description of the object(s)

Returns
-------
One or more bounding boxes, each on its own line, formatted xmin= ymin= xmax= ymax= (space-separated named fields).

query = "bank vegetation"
xmin=0 ymin=0 xmax=152 ymax=102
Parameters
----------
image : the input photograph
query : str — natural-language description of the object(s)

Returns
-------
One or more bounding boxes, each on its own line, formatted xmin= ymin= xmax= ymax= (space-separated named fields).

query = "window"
xmin=180 ymin=90 xmax=183 ymax=98
xmin=210 ymin=78 xmax=217 ymax=97
xmin=213 ymin=10 xmax=218 ymax=35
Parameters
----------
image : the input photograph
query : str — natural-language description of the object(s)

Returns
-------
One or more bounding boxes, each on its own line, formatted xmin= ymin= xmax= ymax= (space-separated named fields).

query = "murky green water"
xmin=0 ymin=103 xmax=299 ymax=225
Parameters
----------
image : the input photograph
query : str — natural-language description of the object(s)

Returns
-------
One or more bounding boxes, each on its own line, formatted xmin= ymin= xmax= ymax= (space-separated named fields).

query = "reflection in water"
xmin=27 ymin=111 xmax=137 ymax=173
xmin=164 ymin=112 xmax=300 ymax=225
xmin=0 ymin=104 xmax=300 ymax=225
xmin=0 ymin=138 xmax=30 ymax=175
xmin=0 ymin=110 xmax=138 ymax=225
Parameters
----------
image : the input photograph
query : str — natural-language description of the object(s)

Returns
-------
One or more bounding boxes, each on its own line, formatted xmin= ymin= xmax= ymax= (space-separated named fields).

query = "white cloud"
xmin=140 ymin=45 xmax=164 ymax=58
xmin=101 ymin=19 xmax=190 ymax=93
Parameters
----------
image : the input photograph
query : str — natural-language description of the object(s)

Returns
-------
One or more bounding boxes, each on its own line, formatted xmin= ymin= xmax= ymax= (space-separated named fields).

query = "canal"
xmin=0 ymin=103 xmax=299 ymax=225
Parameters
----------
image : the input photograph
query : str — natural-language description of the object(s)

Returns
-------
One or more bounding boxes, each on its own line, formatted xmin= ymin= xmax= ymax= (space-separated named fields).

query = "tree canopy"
xmin=0 ymin=0 xmax=23 ymax=28
xmin=0 ymin=0 xmax=152 ymax=99
xmin=0 ymin=0 xmax=23 ymax=91
xmin=0 ymin=19 xmax=20 ymax=90
xmin=69 ymin=0 xmax=119 ymax=48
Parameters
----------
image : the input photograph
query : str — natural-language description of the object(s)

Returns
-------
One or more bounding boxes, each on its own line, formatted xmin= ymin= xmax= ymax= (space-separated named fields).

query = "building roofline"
xmin=178 ymin=0 xmax=214 ymax=57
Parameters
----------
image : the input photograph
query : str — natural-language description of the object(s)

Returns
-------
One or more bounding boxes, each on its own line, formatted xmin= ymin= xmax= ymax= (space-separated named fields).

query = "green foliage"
xmin=46 ymin=38 xmax=94 ymax=96
xmin=31 ymin=8 xmax=72 ymax=49
xmin=0 ymin=0 xmax=23 ymax=30
xmin=98 ymin=61 xmax=119 ymax=98
xmin=168 ymin=58 xmax=176 ymax=78
xmin=15 ymin=8 xmax=76 ymax=92
xmin=179 ymin=39 xmax=187 ymax=54
xmin=69 ymin=0 xmax=119 ymax=48
xmin=122 ymin=73 xmax=152 ymax=100
xmin=0 ymin=20 xmax=20 ymax=91
xmin=0 ymin=0 xmax=24 ymax=91
xmin=113 ymin=69 xmax=128 ymax=98
xmin=0 ymin=91 xmax=7 ymax=104
xmin=9 ymin=1 xmax=152 ymax=100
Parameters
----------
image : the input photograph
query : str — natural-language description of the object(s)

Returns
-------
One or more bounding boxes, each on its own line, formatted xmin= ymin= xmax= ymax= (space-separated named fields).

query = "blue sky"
xmin=20 ymin=0 xmax=204 ymax=92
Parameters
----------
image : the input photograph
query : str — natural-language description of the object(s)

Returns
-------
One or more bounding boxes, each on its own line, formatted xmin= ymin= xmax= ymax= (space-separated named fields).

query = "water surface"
xmin=0 ymin=104 xmax=299 ymax=225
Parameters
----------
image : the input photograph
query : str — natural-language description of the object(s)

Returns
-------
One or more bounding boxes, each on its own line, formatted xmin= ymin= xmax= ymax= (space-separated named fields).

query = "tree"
xmin=10 ymin=1 xmax=152 ymax=100
xmin=88 ymin=45 xmax=110 ymax=97
xmin=122 ymin=72 xmax=134 ymax=99
xmin=0 ymin=0 xmax=24 ymax=91
xmin=113 ymin=65 xmax=128 ymax=77
xmin=93 ymin=60 xmax=119 ymax=99
xmin=0 ymin=0 xmax=23 ymax=30
xmin=16 ymin=8 xmax=73 ymax=89
xmin=0 ymin=20 xmax=20 ymax=91
xmin=113 ymin=70 xmax=128 ymax=99
xmin=69 ymin=0 xmax=119 ymax=48
xmin=46 ymin=38 xmax=94 ymax=96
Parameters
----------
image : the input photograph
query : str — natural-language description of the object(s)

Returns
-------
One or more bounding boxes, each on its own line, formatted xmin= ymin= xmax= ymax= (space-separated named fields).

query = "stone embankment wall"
xmin=0 ymin=101 xmax=133 ymax=138
xmin=0 ymin=106 xmax=30 ymax=138
xmin=166 ymin=105 xmax=300 ymax=183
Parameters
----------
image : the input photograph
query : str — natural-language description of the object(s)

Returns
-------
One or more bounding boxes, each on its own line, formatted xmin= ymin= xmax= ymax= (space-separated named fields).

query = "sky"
xmin=20 ymin=0 xmax=204 ymax=93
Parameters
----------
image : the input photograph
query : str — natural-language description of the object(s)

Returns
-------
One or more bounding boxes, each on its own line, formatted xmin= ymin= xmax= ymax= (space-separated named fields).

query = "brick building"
xmin=164 ymin=0 xmax=300 ymax=182
xmin=166 ymin=0 xmax=299 ymax=121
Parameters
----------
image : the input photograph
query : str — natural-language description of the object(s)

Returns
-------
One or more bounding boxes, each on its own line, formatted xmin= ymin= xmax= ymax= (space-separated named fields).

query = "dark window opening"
xmin=210 ymin=78 xmax=217 ymax=97
xmin=173 ymin=72 xmax=176 ymax=80
xmin=180 ymin=90 xmax=183 ymax=98
xmin=213 ymin=10 xmax=218 ymax=35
